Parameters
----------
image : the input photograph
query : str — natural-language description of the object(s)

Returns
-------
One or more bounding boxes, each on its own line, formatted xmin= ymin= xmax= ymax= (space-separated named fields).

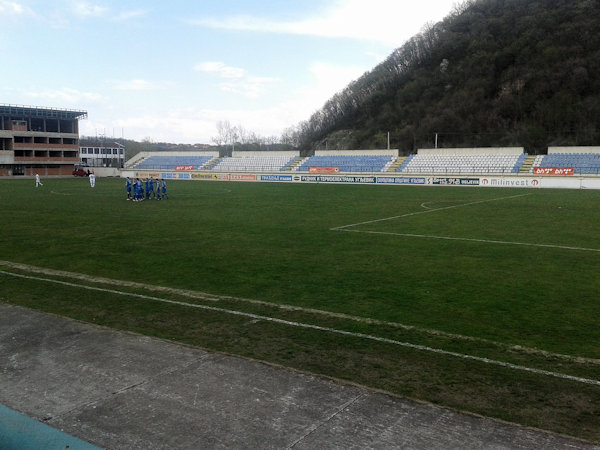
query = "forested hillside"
xmin=292 ymin=0 xmax=600 ymax=154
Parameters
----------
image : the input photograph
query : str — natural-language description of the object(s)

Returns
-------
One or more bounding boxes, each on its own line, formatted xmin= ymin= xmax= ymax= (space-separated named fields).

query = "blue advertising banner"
xmin=259 ymin=174 xmax=293 ymax=182
xmin=376 ymin=176 xmax=426 ymax=185
xmin=161 ymin=172 xmax=191 ymax=179
xmin=299 ymin=175 xmax=377 ymax=183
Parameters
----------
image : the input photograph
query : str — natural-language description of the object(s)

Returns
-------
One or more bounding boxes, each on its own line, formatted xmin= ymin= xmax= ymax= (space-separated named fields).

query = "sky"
xmin=1 ymin=0 xmax=458 ymax=144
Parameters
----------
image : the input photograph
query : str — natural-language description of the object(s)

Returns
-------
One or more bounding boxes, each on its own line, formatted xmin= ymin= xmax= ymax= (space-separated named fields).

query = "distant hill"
xmin=294 ymin=0 xmax=600 ymax=154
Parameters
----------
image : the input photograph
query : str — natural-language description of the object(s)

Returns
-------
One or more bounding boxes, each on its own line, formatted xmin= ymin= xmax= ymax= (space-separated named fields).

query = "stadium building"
xmin=79 ymin=142 xmax=125 ymax=168
xmin=0 ymin=104 xmax=87 ymax=176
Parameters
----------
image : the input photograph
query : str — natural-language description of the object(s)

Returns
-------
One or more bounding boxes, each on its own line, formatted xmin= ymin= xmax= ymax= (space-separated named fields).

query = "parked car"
xmin=73 ymin=168 xmax=89 ymax=177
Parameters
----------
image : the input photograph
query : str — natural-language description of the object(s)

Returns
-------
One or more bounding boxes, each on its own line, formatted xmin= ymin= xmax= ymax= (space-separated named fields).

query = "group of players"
xmin=126 ymin=177 xmax=168 ymax=201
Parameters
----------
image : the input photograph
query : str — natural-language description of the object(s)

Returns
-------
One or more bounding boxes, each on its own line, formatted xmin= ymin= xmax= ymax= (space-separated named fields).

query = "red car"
xmin=73 ymin=168 xmax=89 ymax=177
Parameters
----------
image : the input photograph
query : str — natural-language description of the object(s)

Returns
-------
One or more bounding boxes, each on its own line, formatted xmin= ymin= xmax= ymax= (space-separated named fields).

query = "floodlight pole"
xmin=435 ymin=133 xmax=438 ymax=149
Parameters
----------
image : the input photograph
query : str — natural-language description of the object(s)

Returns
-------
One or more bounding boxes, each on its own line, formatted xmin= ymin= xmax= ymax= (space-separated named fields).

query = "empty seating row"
xmin=130 ymin=152 xmax=600 ymax=176
xmin=211 ymin=155 xmax=296 ymax=172
xmin=531 ymin=153 xmax=600 ymax=175
xmin=399 ymin=154 xmax=526 ymax=174
xmin=134 ymin=155 xmax=214 ymax=170
xmin=295 ymin=155 xmax=394 ymax=173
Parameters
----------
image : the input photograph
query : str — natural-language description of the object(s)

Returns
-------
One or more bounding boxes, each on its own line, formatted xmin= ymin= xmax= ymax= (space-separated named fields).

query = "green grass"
xmin=0 ymin=177 xmax=599 ymax=442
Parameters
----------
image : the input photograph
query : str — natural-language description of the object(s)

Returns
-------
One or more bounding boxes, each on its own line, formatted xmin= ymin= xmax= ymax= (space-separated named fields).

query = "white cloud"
xmin=194 ymin=61 xmax=246 ymax=79
xmin=308 ymin=61 xmax=364 ymax=98
xmin=23 ymin=87 xmax=103 ymax=104
xmin=0 ymin=0 xmax=24 ymax=14
xmin=80 ymin=102 xmax=303 ymax=145
xmin=195 ymin=61 xmax=278 ymax=99
xmin=0 ymin=0 xmax=34 ymax=17
xmin=113 ymin=9 xmax=148 ymax=21
xmin=219 ymin=77 xmax=279 ymax=99
xmin=273 ymin=61 xmax=365 ymax=124
xmin=111 ymin=79 xmax=173 ymax=91
xmin=71 ymin=1 xmax=107 ymax=18
xmin=64 ymin=2 xmax=145 ymax=22
xmin=190 ymin=0 xmax=455 ymax=46
xmin=85 ymin=58 xmax=364 ymax=144
xmin=94 ymin=109 xmax=220 ymax=144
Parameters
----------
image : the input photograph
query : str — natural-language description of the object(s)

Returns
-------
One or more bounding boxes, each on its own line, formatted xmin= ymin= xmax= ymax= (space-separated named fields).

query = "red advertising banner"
xmin=175 ymin=165 xmax=194 ymax=171
xmin=533 ymin=167 xmax=574 ymax=176
xmin=309 ymin=167 xmax=340 ymax=174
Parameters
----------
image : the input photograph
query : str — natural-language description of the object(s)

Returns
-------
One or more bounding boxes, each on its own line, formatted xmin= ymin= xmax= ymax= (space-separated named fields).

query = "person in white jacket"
xmin=35 ymin=173 xmax=43 ymax=187
xmin=89 ymin=172 xmax=96 ymax=188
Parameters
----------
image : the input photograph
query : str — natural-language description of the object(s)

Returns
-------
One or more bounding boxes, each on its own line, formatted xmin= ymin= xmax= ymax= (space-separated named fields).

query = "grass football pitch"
xmin=0 ymin=177 xmax=599 ymax=441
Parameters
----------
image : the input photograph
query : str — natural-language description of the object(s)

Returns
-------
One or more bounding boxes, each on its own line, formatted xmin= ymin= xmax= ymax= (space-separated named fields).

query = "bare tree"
xmin=212 ymin=120 xmax=230 ymax=147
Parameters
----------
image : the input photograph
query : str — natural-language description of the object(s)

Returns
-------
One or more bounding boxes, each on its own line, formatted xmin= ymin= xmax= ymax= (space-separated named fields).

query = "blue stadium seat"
xmin=296 ymin=155 xmax=394 ymax=172
xmin=536 ymin=153 xmax=600 ymax=175
xmin=134 ymin=155 xmax=213 ymax=170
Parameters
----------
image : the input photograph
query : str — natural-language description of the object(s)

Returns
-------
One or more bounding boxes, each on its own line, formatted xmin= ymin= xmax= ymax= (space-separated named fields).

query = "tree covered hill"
xmin=292 ymin=0 xmax=600 ymax=154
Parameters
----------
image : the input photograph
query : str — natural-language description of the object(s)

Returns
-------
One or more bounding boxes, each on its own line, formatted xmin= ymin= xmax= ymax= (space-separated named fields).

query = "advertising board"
xmin=309 ymin=167 xmax=340 ymax=173
xmin=533 ymin=167 xmax=574 ymax=176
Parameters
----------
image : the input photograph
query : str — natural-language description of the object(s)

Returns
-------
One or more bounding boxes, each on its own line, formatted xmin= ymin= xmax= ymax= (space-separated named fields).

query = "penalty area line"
xmin=331 ymin=193 xmax=531 ymax=231
xmin=1 ymin=269 xmax=599 ymax=388
xmin=335 ymin=228 xmax=600 ymax=253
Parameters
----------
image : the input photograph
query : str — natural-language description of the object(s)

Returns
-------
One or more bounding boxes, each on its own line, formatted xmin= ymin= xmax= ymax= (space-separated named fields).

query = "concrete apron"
xmin=0 ymin=302 xmax=596 ymax=449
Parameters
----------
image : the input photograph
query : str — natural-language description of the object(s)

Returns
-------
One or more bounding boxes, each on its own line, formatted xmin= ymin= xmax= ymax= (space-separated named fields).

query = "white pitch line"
xmin=331 ymin=193 xmax=531 ymax=230
xmin=337 ymin=229 xmax=600 ymax=253
xmin=331 ymin=192 xmax=600 ymax=252
xmin=1 ymin=259 xmax=598 ymax=366
xmin=2 ymin=270 xmax=599 ymax=387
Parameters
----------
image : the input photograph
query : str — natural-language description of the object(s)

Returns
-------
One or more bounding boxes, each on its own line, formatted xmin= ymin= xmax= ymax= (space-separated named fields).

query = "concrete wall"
xmin=315 ymin=149 xmax=398 ymax=156
xmin=418 ymin=147 xmax=524 ymax=156
xmin=124 ymin=152 xmax=146 ymax=167
xmin=92 ymin=167 xmax=120 ymax=177
xmin=231 ymin=151 xmax=299 ymax=158
xmin=0 ymin=150 xmax=14 ymax=164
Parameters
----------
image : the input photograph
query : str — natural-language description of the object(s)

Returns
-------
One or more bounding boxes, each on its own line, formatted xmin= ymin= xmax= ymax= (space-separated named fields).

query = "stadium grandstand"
xmin=128 ymin=151 xmax=300 ymax=172
xmin=124 ymin=146 xmax=600 ymax=177
xmin=211 ymin=151 xmax=299 ymax=172
xmin=398 ymin=148 xmax=527 ymax=174
xmin=295 ymin=150 xmax=396 ymax=173
xmin=128 ymin=151 xmax=219 ymax=170
xmin=0 ymin=104 xmax=87 ymax=177
xmin=528 ymin=147 xmax=600 ymax=175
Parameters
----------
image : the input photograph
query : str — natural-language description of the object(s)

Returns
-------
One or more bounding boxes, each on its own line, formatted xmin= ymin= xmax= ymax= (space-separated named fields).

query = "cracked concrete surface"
xmin=0 ymin=303 xmax=597 ymax=449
